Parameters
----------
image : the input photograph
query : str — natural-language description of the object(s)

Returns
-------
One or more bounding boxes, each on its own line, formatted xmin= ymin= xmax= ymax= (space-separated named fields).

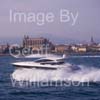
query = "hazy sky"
xmin=0 ymin=0 xmax=100 ymax=44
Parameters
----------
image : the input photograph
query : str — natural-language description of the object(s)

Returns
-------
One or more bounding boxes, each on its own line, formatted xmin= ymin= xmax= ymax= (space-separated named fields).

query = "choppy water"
xmin=0 ymin=56 xmax=100 ymax=100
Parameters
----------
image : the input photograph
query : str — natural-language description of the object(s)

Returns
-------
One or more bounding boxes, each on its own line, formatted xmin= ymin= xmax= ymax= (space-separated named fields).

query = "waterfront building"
xmin=71 ymin=45 xmax=78 ymax=52
xmin=0 ymin=44 xmax=9 ymax=54
xmin=23 ymin=36 xmax=54 ymax=53
xmin=77 ymin=46 xmax=87 ymax=52
xmin=55 ymin=44 xmax=70 ymax=53
xmin=87 ymin=45 xmax=100 ymax=52
xmin=71 ymin=45 xmax=87 ymax=53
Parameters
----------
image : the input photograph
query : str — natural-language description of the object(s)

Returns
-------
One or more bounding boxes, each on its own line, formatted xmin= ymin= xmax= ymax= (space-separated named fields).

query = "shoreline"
xmin=0 ymin=54 xmax=10 ymax=56
xmin=0 ymin=52 xmax=100 ymax=57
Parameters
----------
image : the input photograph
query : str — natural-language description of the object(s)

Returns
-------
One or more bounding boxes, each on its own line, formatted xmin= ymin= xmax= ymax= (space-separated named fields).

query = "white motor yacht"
xmin=12 ymin=55 xmax=66 ymax=70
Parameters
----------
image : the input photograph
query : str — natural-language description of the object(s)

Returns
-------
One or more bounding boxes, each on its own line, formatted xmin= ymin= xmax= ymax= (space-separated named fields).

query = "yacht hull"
xmin=13 ymin=64 xmax=57 ymax=70
xmin=12 ymin=62 xmax=59 ymax=70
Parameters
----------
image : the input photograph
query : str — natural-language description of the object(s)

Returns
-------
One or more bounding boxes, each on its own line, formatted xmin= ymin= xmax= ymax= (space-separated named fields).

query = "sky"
xmin=0 ymin=0 xmax=100 ymax=44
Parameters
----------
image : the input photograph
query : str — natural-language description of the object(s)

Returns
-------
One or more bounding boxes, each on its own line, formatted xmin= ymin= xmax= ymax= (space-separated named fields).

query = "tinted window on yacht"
xmin=35 ymin=59 xmax=53 ymax=63
xmin=57 ymin=59 xmax=64 ymax=62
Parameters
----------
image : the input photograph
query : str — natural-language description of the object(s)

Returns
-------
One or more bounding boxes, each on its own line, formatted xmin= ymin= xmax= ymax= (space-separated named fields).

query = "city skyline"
xmin=0 ymin=35 xmax=99 ymax=45
xmin=0 ymin=0 xmax=100 ymax=44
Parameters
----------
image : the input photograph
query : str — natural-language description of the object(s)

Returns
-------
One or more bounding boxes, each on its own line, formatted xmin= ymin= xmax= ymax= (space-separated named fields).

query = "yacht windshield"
xmin=57 ymin=59 xmax=64 ymax=62
xmin=35 ymin=59 xmax=54 ymax=63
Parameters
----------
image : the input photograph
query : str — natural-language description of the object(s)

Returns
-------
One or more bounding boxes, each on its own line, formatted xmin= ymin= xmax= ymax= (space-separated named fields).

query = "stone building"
xmin=55 ymin=44 xmax=70 ymax=53
xmin=23 ymin=36 xmax=54 ymax=53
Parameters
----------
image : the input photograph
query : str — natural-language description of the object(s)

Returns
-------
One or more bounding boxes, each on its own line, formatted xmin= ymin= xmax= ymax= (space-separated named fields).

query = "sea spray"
xmin=11 ymin=63 xmax=100 ymax=87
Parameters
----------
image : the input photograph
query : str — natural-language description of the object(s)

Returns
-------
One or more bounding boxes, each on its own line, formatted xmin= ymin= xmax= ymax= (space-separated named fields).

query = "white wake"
xmin=11 ymin=63 xmax=100 ymax=84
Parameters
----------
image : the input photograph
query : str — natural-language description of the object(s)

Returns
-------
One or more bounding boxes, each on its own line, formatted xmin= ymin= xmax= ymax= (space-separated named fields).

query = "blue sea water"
xmin=0 ymin=56 xmax=100 ymax=100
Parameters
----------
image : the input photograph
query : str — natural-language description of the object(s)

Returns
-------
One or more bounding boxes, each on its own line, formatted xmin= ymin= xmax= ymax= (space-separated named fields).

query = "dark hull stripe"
xmin=13 ymin=65 xmax=57 ymax=70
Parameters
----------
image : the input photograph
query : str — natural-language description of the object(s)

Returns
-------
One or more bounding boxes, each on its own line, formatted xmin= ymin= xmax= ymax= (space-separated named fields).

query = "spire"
xmin=91 ymin=36 xmax=94 ymax=44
